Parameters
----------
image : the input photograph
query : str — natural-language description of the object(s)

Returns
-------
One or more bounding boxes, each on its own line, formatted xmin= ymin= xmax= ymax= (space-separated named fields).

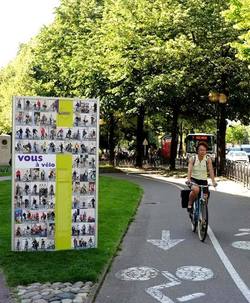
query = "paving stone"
xmin=22 ymin=291 xmax=40 ymax=299
xmin=18 ymin=289 xmax=27 ymax=296
xmin=57 ymin=292 xmax=75 ymax=300
xmin=52 ymin=290 xmax=62 ymax=295
xmin=64 ymin=282 xmax=72 ymax=287
xmin=71 ymin=287 xmax=80 ymax=293
xmin=85 ymin=282 xmax=93 ymax=287
xmin=32 ymin=294 xmax=43 ymax=300
xmin=76 ymin=293 xmax=88 ymax=299
xmin=16 ymin=280 xmax=94 ymax=303
xmin=41 ymin=291 xmax=51 ymax=296
xmin=48 ymin=297 xmax=61 ymax=302
xmin=72 ymin=282 xmax=84 ymax=288
xmin=78 ymin=286 xmax=90 ymax=293
xmin=32 ymin=299 xmax=48 ymax=303
xmin=52 ymin=282 xmax=62 ymax=287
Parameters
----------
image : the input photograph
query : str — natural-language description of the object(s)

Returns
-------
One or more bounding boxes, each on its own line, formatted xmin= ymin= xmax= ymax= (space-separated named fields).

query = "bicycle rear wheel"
xmin=198 ymin=201 xmax=208 ymax=242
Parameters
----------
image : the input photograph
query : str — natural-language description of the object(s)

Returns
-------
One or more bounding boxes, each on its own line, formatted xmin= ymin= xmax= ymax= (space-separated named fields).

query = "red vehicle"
xmin=161 ymin=135 xmax=171 ymax=160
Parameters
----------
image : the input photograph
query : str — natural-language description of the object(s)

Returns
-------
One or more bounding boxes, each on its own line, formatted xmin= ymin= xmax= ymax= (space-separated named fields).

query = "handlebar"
xmin=185 ymin=181 xmax=217 ymax=188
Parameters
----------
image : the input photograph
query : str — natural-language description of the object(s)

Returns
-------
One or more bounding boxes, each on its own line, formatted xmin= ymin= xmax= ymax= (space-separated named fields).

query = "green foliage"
xmin=0 ymin=0 xmax=250 ymax=153
xmin=224 ymin=0 xmax=250 ymax=61
xmin=0 ymin=42 xmax=36 ymax=133
xmin=226 ymin=124 xmax=250 ymax=144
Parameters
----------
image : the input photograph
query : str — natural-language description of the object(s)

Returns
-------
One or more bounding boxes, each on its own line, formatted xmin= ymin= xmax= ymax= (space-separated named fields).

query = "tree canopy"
xmin=0 ymin=0 xmax=250 ymax=169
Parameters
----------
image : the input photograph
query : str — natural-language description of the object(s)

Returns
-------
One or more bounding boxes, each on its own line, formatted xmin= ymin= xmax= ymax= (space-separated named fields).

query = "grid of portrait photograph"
xmin=13 ymin=97 xmax=98 ymax=251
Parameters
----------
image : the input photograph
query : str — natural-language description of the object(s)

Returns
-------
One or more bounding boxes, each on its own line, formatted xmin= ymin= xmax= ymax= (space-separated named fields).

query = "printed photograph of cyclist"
xmin=72 ymin=236 xmax=95 ymax=249
xmin=15 ymin=210 xmax=55 ymax=224
xmin=72 ymin=196 xmax=95 ymax=209
xmin=88 ymin=142 xmax=96 ymax=155
xmin=15 ymin=111 xmax=24 ymax=124
xmin=79 ymin=182 xmax=89 ymax=195
xmin=15 ymin=223 xmax=48 ymax=237
xmin=72 ymin=209 xmax=95 ymax=223
xmin=79 ymin=170 xmax=88 ymax=182
xmin=87 ymin=169 xmax=96 ymax=181
xmin=88 ymin=128 xmax=96 ymax=140
xmin=72 ymin=223 xmax=95 ymax=236
xmin=40 ymin=112 xmax=56 ymax=127
xmin=15 ymin=238 xmax=55 ymax=251
xmin=73 ymin=154 xmax=88 ymax=168
xmin=15 ymin=182 xmax=31 ymax=196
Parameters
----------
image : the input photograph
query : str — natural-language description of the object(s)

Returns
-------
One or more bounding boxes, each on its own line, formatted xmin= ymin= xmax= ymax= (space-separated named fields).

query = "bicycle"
xmin=186 ymin=182 xmax=211 ymax=242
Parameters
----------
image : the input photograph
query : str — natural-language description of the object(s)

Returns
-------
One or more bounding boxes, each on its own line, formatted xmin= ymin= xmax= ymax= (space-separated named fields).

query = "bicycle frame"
xmin=190 ymin=183 xmax=210 ymax=242
xmin=193 ymin=186 xmax=207 ymax=223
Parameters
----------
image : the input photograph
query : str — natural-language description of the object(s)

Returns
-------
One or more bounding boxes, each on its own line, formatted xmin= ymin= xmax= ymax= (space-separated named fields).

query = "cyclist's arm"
xmin=207 ymin=158 xmax=216 ymax=186
xmin=187 ymin=157 xmax=193 ymax=182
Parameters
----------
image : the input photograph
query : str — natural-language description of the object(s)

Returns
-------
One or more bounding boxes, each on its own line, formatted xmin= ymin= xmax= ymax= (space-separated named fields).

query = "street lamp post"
xmin=208 ymin=92 xmax=228 ymax=176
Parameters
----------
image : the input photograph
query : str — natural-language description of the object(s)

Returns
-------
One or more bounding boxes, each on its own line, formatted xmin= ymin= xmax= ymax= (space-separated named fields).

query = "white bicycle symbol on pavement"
xmin=116 ymin=265 xmax=214 ymax=303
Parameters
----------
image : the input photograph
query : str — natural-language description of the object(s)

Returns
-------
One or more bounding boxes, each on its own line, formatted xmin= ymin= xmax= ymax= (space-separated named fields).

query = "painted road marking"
xmin=177 ymin=293 xmax=205 ymax=302
xmin=235 ymin=229 xmax=250 ymax=237
xmin=146 ymin=271 xmax=181 ymax=303
xmin=147 ymin=230 xmax=184 ymax=251
xmin=208 ymin=226 xmax=250 ymax=302
xmin=232 ymin=241 xmax=250 ymax=250
xmin=115 ymin=267 xmax=159 ymax=281
xmin=126 ymin=174 xmax=250 ymax=301
xmin=146 ymin=269 xmax=211 ymax=303
xmin=175 ymin=266 xmax=214 ymax=281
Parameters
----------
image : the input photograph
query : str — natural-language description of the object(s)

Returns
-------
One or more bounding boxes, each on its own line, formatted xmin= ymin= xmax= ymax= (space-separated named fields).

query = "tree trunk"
xmin=170 ymin=107 xmax=179 ymax=170
xmin=218 ymin=104 xmax=227 ymax=176
xmin=108 ymin=113 xmax=116 ymax=166
xmin=178 ymin=121 xmax=183 ymax=158
xmin=135 ymin=105 xmax=145 ymax=168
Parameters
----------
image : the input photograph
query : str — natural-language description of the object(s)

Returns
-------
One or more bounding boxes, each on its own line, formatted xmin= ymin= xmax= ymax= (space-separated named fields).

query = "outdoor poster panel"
xmin=12 ymin=96 xmax=99 ymax=251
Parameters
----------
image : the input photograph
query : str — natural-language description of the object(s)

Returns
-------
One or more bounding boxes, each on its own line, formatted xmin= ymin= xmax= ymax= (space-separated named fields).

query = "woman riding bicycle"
xmin=187 ymin=141 xmax=217 ymax=213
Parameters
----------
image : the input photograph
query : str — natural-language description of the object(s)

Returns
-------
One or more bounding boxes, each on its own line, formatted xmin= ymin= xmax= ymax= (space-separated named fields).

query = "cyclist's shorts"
xmin=191 ymin=177 xmax=209 ymax=194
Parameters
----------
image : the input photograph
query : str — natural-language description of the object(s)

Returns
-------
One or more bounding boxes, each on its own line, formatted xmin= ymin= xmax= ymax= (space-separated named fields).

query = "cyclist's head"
xmin=196 ymin=141 xmax=208 ymax=154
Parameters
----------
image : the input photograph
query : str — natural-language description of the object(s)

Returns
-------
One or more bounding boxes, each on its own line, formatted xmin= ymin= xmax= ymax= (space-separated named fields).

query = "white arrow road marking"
xmin=235 ymin=229 xmax=250 ymax=237
xmin=147 ymin=230 xmax=184 ymax=251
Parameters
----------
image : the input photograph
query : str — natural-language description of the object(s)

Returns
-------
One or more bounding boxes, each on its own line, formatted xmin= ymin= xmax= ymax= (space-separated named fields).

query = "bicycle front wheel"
xmin=198 ymin=202 xmax=208 ymax=242
xmin=190 ymin=205 xmax=197 ymax=233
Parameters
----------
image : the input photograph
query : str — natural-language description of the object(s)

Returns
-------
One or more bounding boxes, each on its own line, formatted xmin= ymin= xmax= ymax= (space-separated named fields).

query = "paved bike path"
xmin=94 ymin=173 xmax=250 ymax=303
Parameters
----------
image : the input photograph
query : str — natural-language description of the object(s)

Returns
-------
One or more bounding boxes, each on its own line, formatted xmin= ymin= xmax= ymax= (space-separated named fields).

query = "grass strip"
xmin=0 ymin=166 xmax=11 ymax=177
xmin=0 ymin=176 xmax=143 ymax=286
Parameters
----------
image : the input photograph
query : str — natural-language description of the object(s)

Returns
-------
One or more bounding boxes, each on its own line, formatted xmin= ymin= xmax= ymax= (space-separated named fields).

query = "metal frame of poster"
xmin=12 ymin=96 xmax=99 ymax=251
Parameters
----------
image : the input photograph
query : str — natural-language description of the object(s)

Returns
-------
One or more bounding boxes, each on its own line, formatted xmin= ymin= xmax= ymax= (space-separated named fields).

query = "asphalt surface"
xmin=0 ymin=273 xmax=11 ymax=303
xmin=94 ymin=173 xmax=250 ymax=303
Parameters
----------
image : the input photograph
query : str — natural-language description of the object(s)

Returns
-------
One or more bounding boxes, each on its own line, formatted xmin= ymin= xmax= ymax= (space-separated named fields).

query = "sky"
xmin=0 ymin=0 xmax=60 ymax=68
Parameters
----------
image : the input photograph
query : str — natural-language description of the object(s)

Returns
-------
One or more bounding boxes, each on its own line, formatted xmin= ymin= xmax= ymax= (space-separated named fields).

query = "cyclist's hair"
xmin=196 ymin=141 xmax=208 ymax=152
